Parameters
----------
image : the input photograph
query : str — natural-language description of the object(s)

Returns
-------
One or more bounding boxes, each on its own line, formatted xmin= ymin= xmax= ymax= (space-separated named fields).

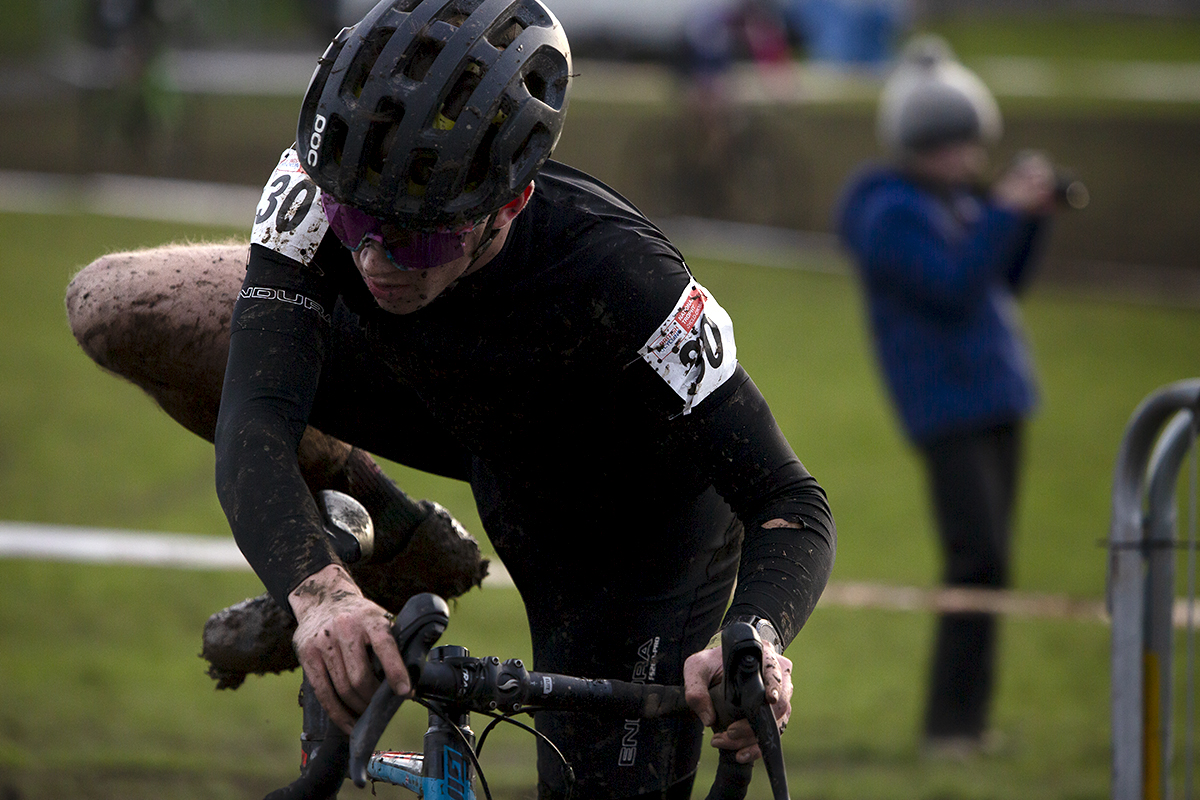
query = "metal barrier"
xmin=1110 ymin=379 xmax=1200 ymax=800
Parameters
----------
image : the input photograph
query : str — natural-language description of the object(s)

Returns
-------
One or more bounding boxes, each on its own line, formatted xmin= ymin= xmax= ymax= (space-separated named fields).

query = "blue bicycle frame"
xmin=367 ymin=702 xmax=476 ymax=800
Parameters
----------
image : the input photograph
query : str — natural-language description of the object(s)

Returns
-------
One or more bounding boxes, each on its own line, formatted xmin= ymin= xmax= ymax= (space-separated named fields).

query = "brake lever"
xmin=348 ymin=593 xmax=450 ymax=787
xmin=709 ymin=622 xmax=790 ymax=800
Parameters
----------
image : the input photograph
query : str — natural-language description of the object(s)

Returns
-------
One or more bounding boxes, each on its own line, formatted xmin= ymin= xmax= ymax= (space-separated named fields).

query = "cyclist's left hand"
xmin=683 ymin=641 xmax=793 ymax=764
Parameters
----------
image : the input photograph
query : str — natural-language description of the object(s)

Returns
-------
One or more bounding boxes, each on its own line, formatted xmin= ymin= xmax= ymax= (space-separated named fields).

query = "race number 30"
xmin=639 ymin=281 xmax=737 ymax=414
xmin=251 ymin=148 xmax=328 ymax=266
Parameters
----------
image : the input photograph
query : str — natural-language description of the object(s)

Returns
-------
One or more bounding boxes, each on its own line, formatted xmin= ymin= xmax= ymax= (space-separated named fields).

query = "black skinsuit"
xmin=216 ymin=152 xmax=836 ymax=798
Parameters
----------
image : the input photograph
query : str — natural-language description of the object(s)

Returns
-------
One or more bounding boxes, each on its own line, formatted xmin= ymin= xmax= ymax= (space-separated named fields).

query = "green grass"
xmin=2 ymin=208 xmax=1199 ymax=799
xmin=927 ymin=13 xmax=1200 ymax=63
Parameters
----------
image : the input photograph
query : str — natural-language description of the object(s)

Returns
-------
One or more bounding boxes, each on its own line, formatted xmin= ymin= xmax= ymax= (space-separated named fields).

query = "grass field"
xmin=1 ymin=207 xmax=1198 ymax=800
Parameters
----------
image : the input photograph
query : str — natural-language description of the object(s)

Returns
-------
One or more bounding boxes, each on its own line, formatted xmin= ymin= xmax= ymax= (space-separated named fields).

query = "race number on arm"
xmin=252 ymin=148 xmax=329 ymax=266
xmin=638 ymin=280 xmax=738 ymax=415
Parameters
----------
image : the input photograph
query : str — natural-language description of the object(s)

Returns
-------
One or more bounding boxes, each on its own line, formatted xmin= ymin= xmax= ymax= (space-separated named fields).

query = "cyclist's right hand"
xmin=683 ymin=641 xmax=793 ymax=763
xmin=288 ymin=563 xmax=412 ymax=733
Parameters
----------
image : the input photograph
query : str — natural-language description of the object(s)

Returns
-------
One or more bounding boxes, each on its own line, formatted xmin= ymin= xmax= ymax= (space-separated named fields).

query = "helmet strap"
xmin=465 ymin=208 xmax=504 ymax=269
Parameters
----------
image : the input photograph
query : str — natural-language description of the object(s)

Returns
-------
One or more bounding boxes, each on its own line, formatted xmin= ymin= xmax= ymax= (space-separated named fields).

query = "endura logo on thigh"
xmin=620 ymin=636 xmax=661 ymax=767
xmin=619 ymin=720 xmax=640 ymax=767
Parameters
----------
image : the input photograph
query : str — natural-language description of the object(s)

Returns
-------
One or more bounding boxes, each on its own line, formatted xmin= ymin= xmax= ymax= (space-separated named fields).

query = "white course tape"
xmin=15 ymin=521 xmax=1200 ymax=626
xmin=0 ymin=521 xmax=515 ymax=587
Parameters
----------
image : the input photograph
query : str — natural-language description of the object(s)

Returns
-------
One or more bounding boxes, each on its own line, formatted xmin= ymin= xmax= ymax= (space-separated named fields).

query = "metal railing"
xmin=1109 ymin=379 xmax=1200 ymax=800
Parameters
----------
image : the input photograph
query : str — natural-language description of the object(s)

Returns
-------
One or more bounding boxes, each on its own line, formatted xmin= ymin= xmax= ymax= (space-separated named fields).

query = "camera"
xmin=1010 ymin=150 xmax=1089 ymax=210
xmin=1054 ymin=170 xmax=1089 ymax=210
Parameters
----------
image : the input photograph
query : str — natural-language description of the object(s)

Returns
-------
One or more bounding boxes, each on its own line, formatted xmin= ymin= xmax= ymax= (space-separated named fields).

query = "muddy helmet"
xmin=297 ymin=0 xmax=572 ymax=230
xmin=876 ymin=34 xmax=1001 ymax=156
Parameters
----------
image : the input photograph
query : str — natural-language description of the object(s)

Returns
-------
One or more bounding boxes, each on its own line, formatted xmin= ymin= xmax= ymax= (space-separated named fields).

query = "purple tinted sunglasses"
xmin=321 ymin=194 xmax=483 ymax=270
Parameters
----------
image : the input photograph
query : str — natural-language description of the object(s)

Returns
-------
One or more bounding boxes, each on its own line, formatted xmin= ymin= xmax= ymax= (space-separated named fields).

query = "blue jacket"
xmin=835 ymin=165 xmax=1043 ymax=444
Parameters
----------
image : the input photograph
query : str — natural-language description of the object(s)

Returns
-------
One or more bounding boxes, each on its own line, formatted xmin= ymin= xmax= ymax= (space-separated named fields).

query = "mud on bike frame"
xmin=263 ymin=493 xmax=791 ymax=800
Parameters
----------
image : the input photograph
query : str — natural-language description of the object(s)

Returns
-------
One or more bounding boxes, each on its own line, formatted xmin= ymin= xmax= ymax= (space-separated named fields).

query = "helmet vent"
xmin=524 ymin=70 xmax=547 ymax=104
xmin=342 ymin=27 xmax=396 ymax=99
xmin=513 ymin=123 xmax=550 ymax=171
xmin=362 ymin=97 xmax=404 ymax=186
xmin=440 ymin=62 xmax=484 ymax=123
xmin=487 ymin=19 xmax=524 ymax=49
xmin=523 ymin=51 xmax=568 ymax=109
xmin=403 ymin=37 xmax=445 ymax=82
xmin=326 ymin=113 xmax=350 ymax=168
xmin=406 ymin=149 xmax=437 ymax=196
xmin=464 ymin=116 xmax=502 ymax=191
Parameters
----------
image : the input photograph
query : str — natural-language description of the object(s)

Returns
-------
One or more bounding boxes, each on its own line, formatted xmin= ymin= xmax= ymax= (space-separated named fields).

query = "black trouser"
xmin=918 ymin=421 xmax=1022 ymax=739
xmin=473 ymin=478 xmax=743 ymax=800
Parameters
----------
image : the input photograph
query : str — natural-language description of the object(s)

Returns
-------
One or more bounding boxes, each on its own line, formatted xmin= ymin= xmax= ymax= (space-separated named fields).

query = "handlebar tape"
xmin=519 ymin=673 xmax=690 ymax=718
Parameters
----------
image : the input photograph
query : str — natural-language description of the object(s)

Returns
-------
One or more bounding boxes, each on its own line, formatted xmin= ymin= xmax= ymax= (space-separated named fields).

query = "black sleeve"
xmin=668 ymin=367 xmax=836 ymax=649
xmin=588 ymin=247 xmax=835 ymax=648
xmin=214 ymin=243 xmax=343 ymax=613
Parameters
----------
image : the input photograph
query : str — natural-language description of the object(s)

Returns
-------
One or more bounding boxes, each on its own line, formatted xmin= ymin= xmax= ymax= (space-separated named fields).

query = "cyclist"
xmin=66 ymin=0 xmax=836 ymax=796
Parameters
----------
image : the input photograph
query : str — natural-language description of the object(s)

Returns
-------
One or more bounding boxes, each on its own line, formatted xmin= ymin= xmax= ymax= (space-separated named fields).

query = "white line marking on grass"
xmin=0 ymin=521 xmax=516 ymax=587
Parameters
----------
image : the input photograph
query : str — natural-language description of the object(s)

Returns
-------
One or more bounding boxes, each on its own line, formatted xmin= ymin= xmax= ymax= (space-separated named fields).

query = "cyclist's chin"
xmin=373 ymin=290 xmax=436 ymax=315
xmin=357 ymin=253 xmax=469 ymax=315
xmin=361 ymin=275 xmax=438 ymax=314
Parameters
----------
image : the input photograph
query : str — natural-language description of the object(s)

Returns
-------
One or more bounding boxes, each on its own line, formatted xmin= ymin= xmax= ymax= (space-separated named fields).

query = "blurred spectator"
xmin=677 ymin=0 xmax=793 ymax=216
xmin=834 ymin=34 xmax=1059 ymax=758
xmin=683 ymin=0 xmax=793 ymax=95
xmin=81 ymin=0 xmax=180 ymax=168
xmin=789 ymin=0 xmax=907 ymax=68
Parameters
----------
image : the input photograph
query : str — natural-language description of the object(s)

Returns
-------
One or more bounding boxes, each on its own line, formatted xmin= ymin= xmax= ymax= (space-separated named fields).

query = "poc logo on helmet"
xmin=306 ymin=114 xmax=327 ymax=167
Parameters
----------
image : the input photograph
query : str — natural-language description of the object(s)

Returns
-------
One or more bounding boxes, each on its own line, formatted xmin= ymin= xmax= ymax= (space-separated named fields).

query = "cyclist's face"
xmin=343 ymin=183 xmax=534 ymax=315
xmin=351 ymin=228 xmax=488 ymax=315
xmin=322 ymin=194 xmax=486 ymax=271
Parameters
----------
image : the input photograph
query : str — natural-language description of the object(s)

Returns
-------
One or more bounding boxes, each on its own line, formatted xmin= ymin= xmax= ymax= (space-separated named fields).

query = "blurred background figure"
xmin=79 ymin=0 xmax=181 ymax=169
xmin=834 ymin=34 xmax=1060 ymax=759
xmin=670 ymin=0 xmax=796 ymax=219
xmin=788 ymin=0 xmax=907 ymax=68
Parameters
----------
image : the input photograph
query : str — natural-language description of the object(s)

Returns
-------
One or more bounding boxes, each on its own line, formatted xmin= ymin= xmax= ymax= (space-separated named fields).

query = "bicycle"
xmin=261 ymin=491 xmax=791 ymax=800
